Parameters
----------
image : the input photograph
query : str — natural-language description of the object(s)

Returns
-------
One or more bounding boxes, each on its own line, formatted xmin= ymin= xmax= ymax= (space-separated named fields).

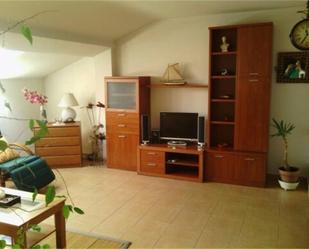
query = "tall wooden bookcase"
xmin=206 ymin=23 xmax=273 ymax=187
xmin=105 ymin=76 xmax=150 ymax=171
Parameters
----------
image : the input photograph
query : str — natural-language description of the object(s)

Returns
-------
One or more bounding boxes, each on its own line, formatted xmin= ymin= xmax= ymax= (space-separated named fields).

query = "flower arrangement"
xmin=23 ymin=88 xmax=48 ymax=105
xmin=23 ymin=88 xmax=48 ymax=122
xmin=82 ymin=101 xmax=105 ymax=161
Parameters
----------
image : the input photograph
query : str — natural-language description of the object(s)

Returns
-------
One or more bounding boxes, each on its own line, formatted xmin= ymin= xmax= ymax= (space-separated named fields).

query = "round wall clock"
xmin=290 ymin=19 xmax=309 ymax=50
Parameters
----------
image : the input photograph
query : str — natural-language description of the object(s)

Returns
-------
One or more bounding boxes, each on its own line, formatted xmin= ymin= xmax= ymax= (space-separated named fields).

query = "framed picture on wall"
xmin=277 ymin=52 xmax=309 ymax=83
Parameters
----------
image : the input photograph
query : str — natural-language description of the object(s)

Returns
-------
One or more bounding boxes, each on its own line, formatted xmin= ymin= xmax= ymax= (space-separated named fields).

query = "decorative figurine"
xmin=221 ymin=68 xmax=228 ymax=75
xmin=220 ymin=36 xmax=229 ymax=52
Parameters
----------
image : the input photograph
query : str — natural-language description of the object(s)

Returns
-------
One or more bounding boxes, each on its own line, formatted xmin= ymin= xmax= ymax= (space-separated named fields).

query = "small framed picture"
xmin=277 ymin=52 xmax=309 ymax=83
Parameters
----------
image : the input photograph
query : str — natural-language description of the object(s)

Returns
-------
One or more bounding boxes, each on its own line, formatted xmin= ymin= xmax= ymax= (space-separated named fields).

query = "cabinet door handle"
xmin=249 ymin=79 xmax=259 ymax=82
xmin=214 ymin=155 xmax=224 ymax=158
xmin=249 ymin=72 xmax=259 ymax=76
xmin=117 ymin=124 xmax=126 ymax=127
xmin=245 ymin=157 xmax=255 ymax=161
xmin=117 ymin=113 xmax=125 ymax=117
xmin=147 ymin=152 xmax=157 ymax=155
xmin=147 ymin=163 xmax=156 ymax=167
xmin=118 ymin=135 xmax=126 ymax=138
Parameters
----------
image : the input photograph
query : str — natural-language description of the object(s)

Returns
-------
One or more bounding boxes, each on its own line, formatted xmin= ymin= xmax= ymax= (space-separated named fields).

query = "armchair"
xmin=0 ymin=143 xmax=55 ymax=192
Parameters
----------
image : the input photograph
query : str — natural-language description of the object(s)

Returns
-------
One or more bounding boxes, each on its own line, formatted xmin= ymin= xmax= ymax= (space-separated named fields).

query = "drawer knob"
xmin=147 ymin=163 xmax=156 ymax=167
xmin=214 ymin=155 xmax=224 ymax=158
xmin=117 ymin=113 xmax=125 ymax=117
xmin=118 ymin=135 xmax=126 ymax=138
xmin=249 ymin=72 xmax=259 ymax=76
xmin=147 ymin=152 xmax=157 ymax=155
xmin=245 ymin=157 xmax=255 ymax=161
xmin=249 ymin=79 xmax=259 ymax=82
xmin=118 ymin=124 xmax=126 ymax=128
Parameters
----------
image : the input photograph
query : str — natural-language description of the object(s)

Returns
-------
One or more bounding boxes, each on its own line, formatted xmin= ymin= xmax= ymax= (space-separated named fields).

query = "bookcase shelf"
xmin=211 ymin=51 xmax=237 ymax=55
xmin=211 ymin=75 xmax=236 ymax=79
xmin=211 ymin=121 xmax=235 ymax=125
xmin=208 ymin=27 xmax=237 ymax=149
xmin=211 ymin=99 xmax=235 ymax=103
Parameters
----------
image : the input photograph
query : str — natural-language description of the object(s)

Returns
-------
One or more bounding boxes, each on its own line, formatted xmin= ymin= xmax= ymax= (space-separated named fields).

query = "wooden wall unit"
xmin=207 ymin=22 xmax=273 ymax=187
xmin=105 ymin=76 xmax=150 ymax=171
xmin=34 ymin=122 xmax=82 ymax=168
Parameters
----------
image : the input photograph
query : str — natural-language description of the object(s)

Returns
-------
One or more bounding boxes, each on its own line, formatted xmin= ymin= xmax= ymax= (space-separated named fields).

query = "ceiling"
xmin=0 ymin=0 xmax=305 ymax=79
xmin=0 ymin=1 xmax=304 ymax=46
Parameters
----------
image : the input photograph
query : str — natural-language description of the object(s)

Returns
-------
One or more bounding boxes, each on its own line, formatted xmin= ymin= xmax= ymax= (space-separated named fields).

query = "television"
xmin=160 ymin=112 xmax=198 ymax=142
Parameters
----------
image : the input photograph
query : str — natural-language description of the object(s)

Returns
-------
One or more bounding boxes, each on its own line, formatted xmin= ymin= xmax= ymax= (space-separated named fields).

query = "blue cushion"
xmin=10 ymin=158 xmax=55 ymax=192
xmin=0 ymin=155 xmax=38 ymax=173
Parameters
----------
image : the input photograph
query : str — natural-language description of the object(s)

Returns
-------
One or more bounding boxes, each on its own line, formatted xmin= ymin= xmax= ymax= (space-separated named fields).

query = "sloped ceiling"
xmin=0 ymin=1 xmax=304 ymax=46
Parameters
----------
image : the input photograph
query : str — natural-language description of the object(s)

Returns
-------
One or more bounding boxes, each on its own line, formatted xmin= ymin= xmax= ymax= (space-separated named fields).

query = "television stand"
xmin=167 ymin=140 xmax=187 ymax=147
xmin=137 ymin=144 xmax=204 ymax=182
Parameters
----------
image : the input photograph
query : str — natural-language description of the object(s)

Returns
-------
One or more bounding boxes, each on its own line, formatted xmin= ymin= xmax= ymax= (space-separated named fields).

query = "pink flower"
xmin=22 ymin=88 xmax=48 ymax=105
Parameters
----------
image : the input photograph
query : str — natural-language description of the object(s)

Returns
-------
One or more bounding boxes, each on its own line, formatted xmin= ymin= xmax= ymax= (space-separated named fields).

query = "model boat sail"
xmin=161 ymin=63 xmax=186 ymax=84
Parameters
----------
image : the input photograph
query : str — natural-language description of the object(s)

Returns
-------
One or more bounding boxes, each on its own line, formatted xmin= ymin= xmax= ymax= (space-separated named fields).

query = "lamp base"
xmin=60 ymin=107 xmax=76 ymax=123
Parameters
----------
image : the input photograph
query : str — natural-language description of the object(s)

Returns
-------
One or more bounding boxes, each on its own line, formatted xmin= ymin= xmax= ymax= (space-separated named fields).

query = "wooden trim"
xmin=209 ymin=22 xmax=273 ymax=30
xmin=150 ymin=83 xmax=208 ymax=88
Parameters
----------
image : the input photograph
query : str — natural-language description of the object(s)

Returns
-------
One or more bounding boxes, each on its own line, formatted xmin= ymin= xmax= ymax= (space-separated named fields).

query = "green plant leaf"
xmin=42 ymin=244 xmax=51 ymax=249
xmin=12 ymin=244 xmax=21 ymax=249
xmin=73 ymin=207 xmax=85 ymax=215
xmin=29 ymin=119 xmax=35 ymax=130
xmin=26 ymin=120 xmax=48 ymax=145
xmin=45 ymin=186 xmax=56 ymax=207
xmin=0 ymin=240 xmax=6 ymax=249
xmin=32 ymin=188 xmax=38 ymax=202
xmin=30 ymin=245 xmax=41 ymax=249
xmin=0 ymin=140 xmax=8 ymax=151
xmin=21 ymin=25 xmax=33 ymax=45
xmin=63 ymin=205 xmax=71 ymax=219
xmin=66 ymin=204 xmax=73 ymax=212
xmin=29 ymin=224 xmax=41 ymax=232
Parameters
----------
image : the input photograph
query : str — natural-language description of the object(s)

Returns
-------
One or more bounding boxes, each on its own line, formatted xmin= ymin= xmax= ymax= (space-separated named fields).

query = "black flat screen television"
xmin=160 ymin=112 xmax=198 ymax=142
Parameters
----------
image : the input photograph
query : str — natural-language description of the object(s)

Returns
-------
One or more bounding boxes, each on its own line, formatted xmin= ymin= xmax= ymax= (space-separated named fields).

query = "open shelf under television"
xmin=138 ymin=144 xmax=204 ymax=182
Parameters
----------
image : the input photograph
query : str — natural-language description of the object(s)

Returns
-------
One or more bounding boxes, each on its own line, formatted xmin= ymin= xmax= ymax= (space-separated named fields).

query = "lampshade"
xmin=58 ymin=93 xmax=78 ymax=107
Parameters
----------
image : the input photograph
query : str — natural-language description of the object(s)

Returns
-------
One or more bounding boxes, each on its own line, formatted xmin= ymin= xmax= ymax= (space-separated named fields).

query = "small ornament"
xmin=0 ymin=189 xmax=5 ymax=200
xmin=220 ymin=36 xmax=230 ymax=52
xmin=221 ymin=68 xmax=228 ymax=76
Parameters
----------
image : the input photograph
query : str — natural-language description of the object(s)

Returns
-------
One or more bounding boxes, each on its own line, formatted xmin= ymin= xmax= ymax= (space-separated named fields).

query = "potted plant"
xmin=271 ymin=118 xmax=299 ymax=190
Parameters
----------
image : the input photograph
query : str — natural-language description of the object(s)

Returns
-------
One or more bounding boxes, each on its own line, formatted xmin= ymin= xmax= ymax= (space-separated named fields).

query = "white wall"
xmin=114 ymin=7 xmax=309 ymax=176
xmin=44 ymin=49 xmax=112 ymax=155
xmin=0 ymin=79 xmax=43 ymax=148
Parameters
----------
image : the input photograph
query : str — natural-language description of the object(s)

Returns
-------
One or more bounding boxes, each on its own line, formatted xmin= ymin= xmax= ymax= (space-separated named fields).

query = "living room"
xmin=0 ymin=1 xmax=308 ymax=249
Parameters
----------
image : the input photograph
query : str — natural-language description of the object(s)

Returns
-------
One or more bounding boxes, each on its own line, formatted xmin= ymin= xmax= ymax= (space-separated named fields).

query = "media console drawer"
xmin=140 ymin=161 xmax=165 ymax=174
xmin=140 ymin=150 xmax=164 ymax=164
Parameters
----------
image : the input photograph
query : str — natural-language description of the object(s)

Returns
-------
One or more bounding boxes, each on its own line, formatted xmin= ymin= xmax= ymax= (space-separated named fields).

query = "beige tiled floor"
xmin=42 ymin=165 xmax=309 ymax=248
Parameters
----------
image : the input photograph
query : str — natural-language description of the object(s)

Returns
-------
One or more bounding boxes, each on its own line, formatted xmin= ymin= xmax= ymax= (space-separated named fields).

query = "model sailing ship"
xmin=161 ymin=63 xmax=186 ymax=85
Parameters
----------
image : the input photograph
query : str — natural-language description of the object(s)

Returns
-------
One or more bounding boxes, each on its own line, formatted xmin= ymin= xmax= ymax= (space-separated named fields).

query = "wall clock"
xmin=290 ymin=1 xmax=309 ymax=50
xmin=290 ymin=19 xmax=309 ymax=50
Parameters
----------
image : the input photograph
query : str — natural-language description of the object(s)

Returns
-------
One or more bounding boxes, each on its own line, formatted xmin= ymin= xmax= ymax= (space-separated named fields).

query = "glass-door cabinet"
xmin=105 ymin=76 xmax=151 ymax=171
xmin=106 ymin=79 xmax=137 ymax=111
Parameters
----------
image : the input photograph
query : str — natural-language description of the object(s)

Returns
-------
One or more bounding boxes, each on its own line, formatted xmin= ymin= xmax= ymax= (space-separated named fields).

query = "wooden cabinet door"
xmin=235 ymin=75 xmax=271 ymax=152
xmin=106 ymin=133 xmax=139 ymax=171
xmin=234 ymin=154 xmax=266 ymax=187
xmin=206 ymin=152 xmax=236 ymax=183
xmin=237 ymin=24 xmax=273 ymax=77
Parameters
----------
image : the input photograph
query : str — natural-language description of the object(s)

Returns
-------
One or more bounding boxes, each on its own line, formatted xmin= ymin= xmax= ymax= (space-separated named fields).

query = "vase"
xmin=40 ymin=105 xmax=47 ymax=123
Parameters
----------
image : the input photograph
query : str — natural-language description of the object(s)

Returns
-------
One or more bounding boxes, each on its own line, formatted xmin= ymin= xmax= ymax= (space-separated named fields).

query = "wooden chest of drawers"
xmin=34 ymin=122 xmax=82 ymax=168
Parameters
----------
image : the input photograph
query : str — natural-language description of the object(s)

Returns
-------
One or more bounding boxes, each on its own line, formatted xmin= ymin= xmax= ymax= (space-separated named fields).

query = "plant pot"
xmin=278 ymin=166 xmax=300 ymax=183
xmin=278 ymin=179 xmax=299 ymax=191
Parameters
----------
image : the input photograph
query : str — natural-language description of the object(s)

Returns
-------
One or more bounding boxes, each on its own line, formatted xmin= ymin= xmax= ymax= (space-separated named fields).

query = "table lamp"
xmin=58 ymin=93 xmax=79 ymax=122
